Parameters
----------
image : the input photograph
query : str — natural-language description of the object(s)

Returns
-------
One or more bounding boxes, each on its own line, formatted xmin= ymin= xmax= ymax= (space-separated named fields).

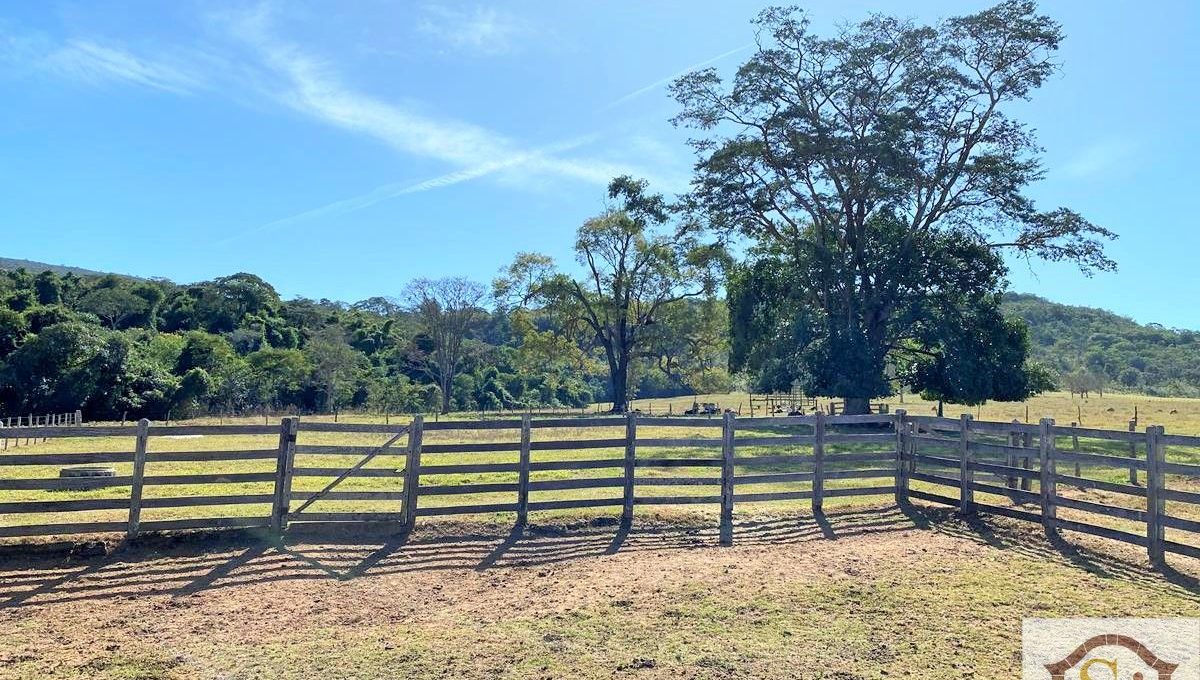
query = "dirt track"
xmin=2 ymin=504 xmax=1198 ymax=679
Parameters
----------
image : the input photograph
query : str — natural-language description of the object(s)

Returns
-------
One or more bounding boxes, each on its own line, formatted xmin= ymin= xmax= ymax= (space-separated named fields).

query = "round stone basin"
xmin=59 ymin=466 xmax=116 ymax=478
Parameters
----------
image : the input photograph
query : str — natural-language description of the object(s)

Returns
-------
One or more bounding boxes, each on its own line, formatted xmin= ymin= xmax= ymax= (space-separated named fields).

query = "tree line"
xmin=0 ymin=262 xmax=730 ymax=420
xmin=3 ymin=2 xmax=1123 ymax=417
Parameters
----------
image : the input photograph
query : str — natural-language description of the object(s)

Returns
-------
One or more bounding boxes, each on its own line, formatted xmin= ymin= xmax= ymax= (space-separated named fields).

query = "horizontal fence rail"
xmin=0 ymin=411 xmax=1198 ymax=569
xmin=1 ymin=410 xmax=84 ymax=449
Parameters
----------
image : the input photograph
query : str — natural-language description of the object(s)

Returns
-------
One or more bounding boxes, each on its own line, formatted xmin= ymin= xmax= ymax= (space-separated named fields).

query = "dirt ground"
xmin=1 ymin=503 xmax=1198 ymax=679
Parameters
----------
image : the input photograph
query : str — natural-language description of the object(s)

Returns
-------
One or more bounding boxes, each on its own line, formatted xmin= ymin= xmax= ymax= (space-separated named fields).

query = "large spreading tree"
xmin=671 ymin=2 xmax=1115 ymax=414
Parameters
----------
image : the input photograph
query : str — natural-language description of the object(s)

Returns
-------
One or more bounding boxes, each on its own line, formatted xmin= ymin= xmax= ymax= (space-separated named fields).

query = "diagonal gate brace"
xmin=290 ymin=426 xmax=411 ymax=516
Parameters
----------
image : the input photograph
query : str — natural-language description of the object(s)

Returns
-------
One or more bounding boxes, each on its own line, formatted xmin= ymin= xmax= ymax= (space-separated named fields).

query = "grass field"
xmin=1 ymin=506 xmax=1198 ymax=679
xmin=3 ymin=390 xmax=1200 ymax=552
xmin=622 ymin=390 xmax=1200 ymax=434
xmin=0 ymin=417 xmax=903 ymax=531
xmin=3 ymin=397 xmax=1200 ymax=678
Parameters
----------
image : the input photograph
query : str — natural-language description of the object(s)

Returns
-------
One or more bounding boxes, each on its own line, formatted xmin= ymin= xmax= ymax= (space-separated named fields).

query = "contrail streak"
xmin=603 ymin=42 xmax=753 ymax=110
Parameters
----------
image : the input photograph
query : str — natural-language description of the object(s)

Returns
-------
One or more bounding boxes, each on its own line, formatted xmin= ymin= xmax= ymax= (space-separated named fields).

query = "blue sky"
xmin=1 ymin=1 xmax=1197 ymax=327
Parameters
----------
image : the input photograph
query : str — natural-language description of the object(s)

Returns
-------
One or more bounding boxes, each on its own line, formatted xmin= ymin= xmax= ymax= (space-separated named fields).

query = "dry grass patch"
xmin=1 ymin=503 xmax=1197 ymax=679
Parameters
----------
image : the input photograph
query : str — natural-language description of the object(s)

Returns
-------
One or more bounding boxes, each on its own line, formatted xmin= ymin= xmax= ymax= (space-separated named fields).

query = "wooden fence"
xmin=0 ymin=412 xmax=1198 ymax=570
xmin=1 ymin=410 xmax=83 ymax=449
xmin=901 ymin=414 xmax=1200 ymax=567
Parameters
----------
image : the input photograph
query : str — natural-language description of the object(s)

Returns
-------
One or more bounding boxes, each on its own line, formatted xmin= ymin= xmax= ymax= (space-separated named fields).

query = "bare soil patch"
xmin=1 ymin=503 xmax=1197 ymax=679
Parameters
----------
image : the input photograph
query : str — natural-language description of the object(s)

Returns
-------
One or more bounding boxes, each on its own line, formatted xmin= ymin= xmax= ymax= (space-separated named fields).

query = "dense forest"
xmin=1001 ymin=293 xmax=1200 ymax=397
xmin=0 ymin=265 xmax=729 ymax=420
xmin=3 ymin=260 xmax=1197 ymax=421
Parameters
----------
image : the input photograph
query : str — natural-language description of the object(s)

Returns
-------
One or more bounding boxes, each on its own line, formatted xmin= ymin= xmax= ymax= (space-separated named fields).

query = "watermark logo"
xmin=1024 ymin=619 xmax=1200 ymax=679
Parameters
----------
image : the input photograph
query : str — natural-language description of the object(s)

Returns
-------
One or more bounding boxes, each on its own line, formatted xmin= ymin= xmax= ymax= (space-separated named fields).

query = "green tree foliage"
xmin=0 ymin=309 xmax=28 ymax=359
xmin=496 ymin=177 xmax=721 ymax=413
xmin=306 ymin=326 xmax=362 ymax=412
xmin=643 ymin=298 xmax=732 ymax=396
xmin=1002 ymin=293 xmax=1200 ymax=397
xmin=77 ymin=286 xmax=147 ymax=329
xmin=672 ymin=2 xmax=1114 ymax=412
xmin=901 ymin=295 xmax=1055 ymax=414
xmin=0 ymin=261 xmax=709 ymax=419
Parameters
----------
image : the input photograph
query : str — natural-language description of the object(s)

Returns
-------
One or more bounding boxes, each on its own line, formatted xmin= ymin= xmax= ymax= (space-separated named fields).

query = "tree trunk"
xmin=440 ymin=378 xmax=452 ymax=414
xmin=610 ymin=362 xmax=629 ymax=414
xmin=843 ymin=397 xmax=871 ymax=416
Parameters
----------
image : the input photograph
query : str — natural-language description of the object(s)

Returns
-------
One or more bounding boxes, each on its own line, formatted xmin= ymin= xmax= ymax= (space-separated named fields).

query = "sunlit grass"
xmin=3 ymin=395 xmax=1200 ymax=554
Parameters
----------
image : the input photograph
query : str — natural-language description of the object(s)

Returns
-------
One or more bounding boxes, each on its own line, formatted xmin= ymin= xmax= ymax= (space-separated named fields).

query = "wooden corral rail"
xmin=1 ymin=411 xmax=1199 ymax=570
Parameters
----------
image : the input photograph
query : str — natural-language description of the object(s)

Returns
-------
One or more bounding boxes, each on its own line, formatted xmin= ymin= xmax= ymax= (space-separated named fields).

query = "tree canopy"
xmin=672 ymin=2 xmax=1114 ymax=412
xmin=496 ymin=176 xmax=723 ymax=413
xmin=0 ymin=257 xmax=723 ymax=419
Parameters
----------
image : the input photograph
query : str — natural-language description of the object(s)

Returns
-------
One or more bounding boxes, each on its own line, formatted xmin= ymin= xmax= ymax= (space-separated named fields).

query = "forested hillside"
xmin=1002 ymin=293 xmax=1200 ymax=397
xmin=0 ymin=265 xmax=728 ymax=419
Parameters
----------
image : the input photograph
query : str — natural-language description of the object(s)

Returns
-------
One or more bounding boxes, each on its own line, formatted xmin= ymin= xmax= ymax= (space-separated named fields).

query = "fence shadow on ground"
xmin=1 ymin=503 xmax=1196 ymax=609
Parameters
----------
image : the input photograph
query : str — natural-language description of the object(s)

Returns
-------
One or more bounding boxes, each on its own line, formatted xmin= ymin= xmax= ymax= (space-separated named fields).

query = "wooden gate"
xmin=284 ymin=419 xmax=415 ymax=528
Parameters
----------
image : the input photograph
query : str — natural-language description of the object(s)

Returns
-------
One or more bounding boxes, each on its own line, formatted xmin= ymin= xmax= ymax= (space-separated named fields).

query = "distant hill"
xmin=0 ymin=257 xmax=143 ymax=280
xmin=1002 ymin=293 xmax=1200 ymax=397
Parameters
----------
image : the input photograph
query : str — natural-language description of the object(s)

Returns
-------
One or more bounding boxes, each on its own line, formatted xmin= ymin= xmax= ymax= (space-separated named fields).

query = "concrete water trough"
xmin=58 ymin=466 xmax=116 ymax=490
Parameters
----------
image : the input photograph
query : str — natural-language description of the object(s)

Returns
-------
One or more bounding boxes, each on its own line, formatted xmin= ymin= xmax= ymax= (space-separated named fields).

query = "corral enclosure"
xmin=2 ymin=411 xmax=1200 ymax=570
xmin=3 ymin=411 xmax=1200 ymax=679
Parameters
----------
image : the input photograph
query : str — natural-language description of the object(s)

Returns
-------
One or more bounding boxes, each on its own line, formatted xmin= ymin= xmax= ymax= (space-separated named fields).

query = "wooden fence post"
xmin=1020 ymin=428 xmax=1033 ymax=492
xmin=908 ymin=422 xmax=918 ymax=476
xmin=1070 ymin=423 xmax=1081 ymax=480
xmin=1006 ymin=421 xmax=1019 ymax=490
xmin=516 ymin=414 xmax=532 ymax=527
xmin=719 ymin=411 xmax=735 ymax=546
xmin=812 ymin=411 xmax=825 ymax=513
xmin=1146 ymin=425 xmax=1166 ymax=567
xmin=622 ymin=413 xmax=637 ymax=524
xmin=1128 ymin=419 xmax=1139 ymax=485
xmin=127 ymin=419 xmax=151 ymax=539
xmin=894 ymin=409 xmax=908 ymax=503
xmin=270 ymin=416 xmax=299 ymax=534
xmin=402 ymin=415 xmax=424 ymax=532
xmin=1039 ymin=418 xmax=1057 ymax=534
xmin=959 ymin=414 xmax=974 ymax=515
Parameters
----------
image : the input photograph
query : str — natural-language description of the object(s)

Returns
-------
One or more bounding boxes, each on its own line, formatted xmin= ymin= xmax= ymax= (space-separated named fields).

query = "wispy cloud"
xmin=226 ymin=5 xmax=528 ymax=169
xmin=0 ymin=22 xmax=204 ymax=95
xmin=604 ymin=42 xmax=753 ymax=110
xmin=1061 ymin=138 xmax=1138 ymax=179
xmin=44 ymin=40 xmax=203 ymax=94
xmin=418 ymin=5 xmax=530 ymax=56
xmin=211 ymin=5 xmax=680 ymax=241
xmin=4 ymin=6 xmax=683 ymax=240
xmin=220 ymin=135 xmax=596 ymax=244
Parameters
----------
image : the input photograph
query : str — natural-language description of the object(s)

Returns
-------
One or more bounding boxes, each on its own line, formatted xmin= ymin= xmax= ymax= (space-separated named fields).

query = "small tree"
xmin=1063 ymin=367 xmax=1106 ymax=399
xmin=644 ymin=297 xmax=732 ymax=394
xmin=405 ymin=277 xmax=487 ymax=414
xmin=497 ymin=176 xmax=720 ymax=413
xmin=900 ymin=294 xmax=1055 ymax=416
